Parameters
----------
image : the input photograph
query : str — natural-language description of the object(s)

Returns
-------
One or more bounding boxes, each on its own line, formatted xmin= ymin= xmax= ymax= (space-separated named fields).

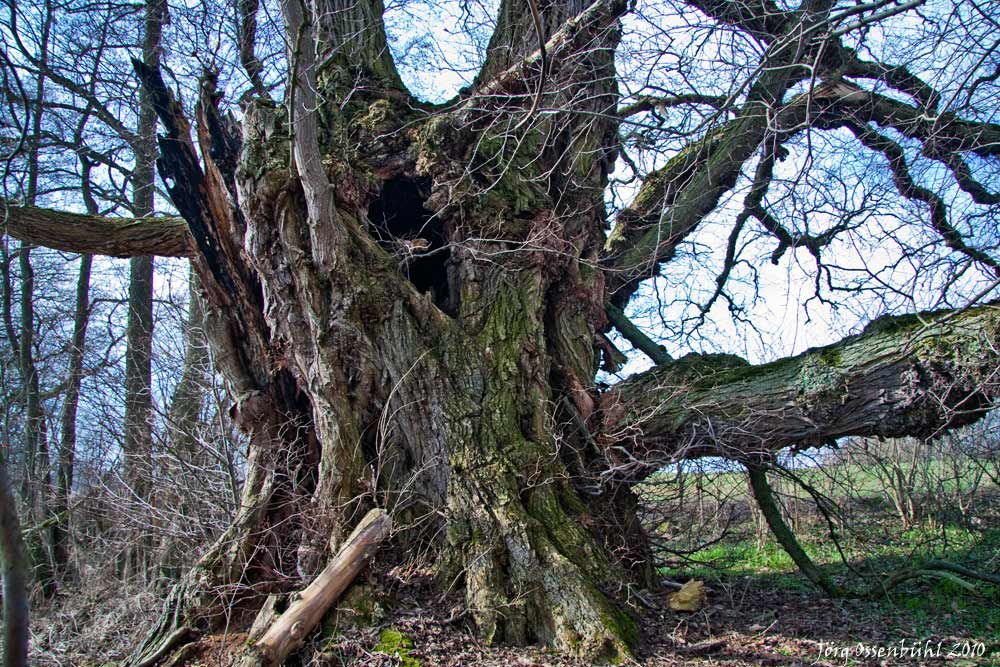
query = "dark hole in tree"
xmin=367 ymin=177 xmax=455 ymax=314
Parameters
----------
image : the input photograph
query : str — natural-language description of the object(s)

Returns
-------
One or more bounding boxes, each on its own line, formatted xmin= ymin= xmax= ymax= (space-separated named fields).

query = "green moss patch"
xmin=375 ymin=628 xmax=421 ymax=667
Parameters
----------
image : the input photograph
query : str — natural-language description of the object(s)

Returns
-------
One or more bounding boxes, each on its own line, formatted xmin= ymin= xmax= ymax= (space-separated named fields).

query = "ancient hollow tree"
xmin=5 ymin=0 xmax=1000 ymax=662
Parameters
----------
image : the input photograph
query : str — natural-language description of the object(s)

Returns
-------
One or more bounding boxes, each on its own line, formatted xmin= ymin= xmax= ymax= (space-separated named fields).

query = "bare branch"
xmin=845 ymin=122 xmax=1000 ymax=276
xmin=605 ymin=303 xmax=672 ymax=365
xmin=618 ymin=93 xmax=729 ymax=119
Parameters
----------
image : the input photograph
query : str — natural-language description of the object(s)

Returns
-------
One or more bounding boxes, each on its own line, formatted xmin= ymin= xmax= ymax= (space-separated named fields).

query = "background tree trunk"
xmin=16 ymin=0 xmax=56 ymax=595
xmin=17 ymin=242 xmax=55 ymax=593
xmin=53 ymin=151 xmax=99 ymax=584
xmin=0 ymin=457 xmax=29 ymax=667
xmin=121 ymin=0 xmax=166 ymax=579
xmin=52 ymin=253 xmax=90 ymax=581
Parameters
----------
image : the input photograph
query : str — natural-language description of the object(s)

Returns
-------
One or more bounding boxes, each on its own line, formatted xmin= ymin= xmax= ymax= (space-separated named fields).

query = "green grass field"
xmin=642 ymin=452 xmax=1000 ymax=648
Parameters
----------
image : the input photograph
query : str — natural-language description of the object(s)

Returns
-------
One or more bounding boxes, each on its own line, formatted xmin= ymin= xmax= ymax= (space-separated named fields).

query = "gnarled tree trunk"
xmin=129 ymin=0 xmax=643 ymax=661
xmin=6 ymin=0 xmax=1000 ymax=664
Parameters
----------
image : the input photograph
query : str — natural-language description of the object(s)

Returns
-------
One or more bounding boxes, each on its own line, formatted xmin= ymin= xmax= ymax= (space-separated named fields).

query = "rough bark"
xmin=0 ymin=458 xmax=29 ymax=667
xmin=126 ymin=0 xmax=641 ymax=661
xmin=0 ymin=205 xmax=192 ymax=258
xmin=126 ymin=57 xmax=325 ymax=667
xmin=602 ymin=304 xmax=1000 ymax=476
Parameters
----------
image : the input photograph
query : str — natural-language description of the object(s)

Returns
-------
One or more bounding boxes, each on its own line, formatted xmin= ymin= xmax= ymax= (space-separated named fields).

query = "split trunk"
xmin=131 ymin=0 xmax=645 ymax=662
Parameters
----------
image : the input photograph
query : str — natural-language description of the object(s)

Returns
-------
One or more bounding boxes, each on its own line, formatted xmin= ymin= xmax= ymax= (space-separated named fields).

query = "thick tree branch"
xmin=835 ymin=86 xmax=1000 ymax=159
xmin=840 ymin=51 xmax=940 ymax=110
xmin=602 ymin=75 xmax=1000 ymax=307
xmin=599 ymin=304 xmax=1000 ymax=477
xmin=601 ymin=69 xmax=797 ymax=306
xmin=281 ymin=0 xmax=346 ymax=262
xmin=238 ymin=0 xmax=268 ymax=99
xmin=473 ymin=0 xmax=628 ymax=103
xmin=1 ymin=203 xmax=193 ymax=257
xmin=605 ymin=303 xmax=672 ymax=365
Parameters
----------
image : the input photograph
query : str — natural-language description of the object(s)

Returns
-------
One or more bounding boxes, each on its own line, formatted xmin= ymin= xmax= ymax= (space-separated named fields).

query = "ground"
xmin=31 ymin=456 xmax=1000 ymax=666
xmin=32 ymin=548 xmax=998 ymax=667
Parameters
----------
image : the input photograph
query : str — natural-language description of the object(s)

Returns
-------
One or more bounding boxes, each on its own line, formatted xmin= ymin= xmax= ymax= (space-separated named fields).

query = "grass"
xmin=658 ymin=529 xmax=1000 ymax=649
xmin=645 ymin=455 xmax=1000 ymax=650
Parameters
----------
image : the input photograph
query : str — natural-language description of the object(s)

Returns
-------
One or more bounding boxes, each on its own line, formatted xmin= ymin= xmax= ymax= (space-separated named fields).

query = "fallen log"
xmin=240 ymin=508 xmax=392 ymax=666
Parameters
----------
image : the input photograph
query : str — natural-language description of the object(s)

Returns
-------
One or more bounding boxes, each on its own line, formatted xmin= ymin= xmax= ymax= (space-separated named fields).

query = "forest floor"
xmin=31 ymin=467 xmax=1000 ymax=666
xmin=287 ymin=565 xmax=1000 ymax=667
xmin=32 ymin=556 xmax=999 ymax=667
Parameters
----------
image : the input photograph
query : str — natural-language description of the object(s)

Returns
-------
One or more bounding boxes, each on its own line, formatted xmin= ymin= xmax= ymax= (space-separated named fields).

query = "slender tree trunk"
xmin=15 ymin=0 xmax=56 ymax=595
xmin=121 ymin=0 xmax=166 ymax=578
xmin=18 ymin=243 xmax=55 ymax=593
xmin=53 ymin=152 xmax=98 ymax=581
xmin=53 ymin=253 xmax=91 ymax=579
xmin=0 ymin=457 xmax=29 ymax=667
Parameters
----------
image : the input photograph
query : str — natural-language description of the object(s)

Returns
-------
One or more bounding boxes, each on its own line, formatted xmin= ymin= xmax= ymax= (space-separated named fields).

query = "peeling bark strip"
xmin=241 ymin=509 xmax=391 ymax=667
xmin=1 ymin=204 xmax=193 ymax=257
xmin=605 ymin=305 xmax=1000 ymax=472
